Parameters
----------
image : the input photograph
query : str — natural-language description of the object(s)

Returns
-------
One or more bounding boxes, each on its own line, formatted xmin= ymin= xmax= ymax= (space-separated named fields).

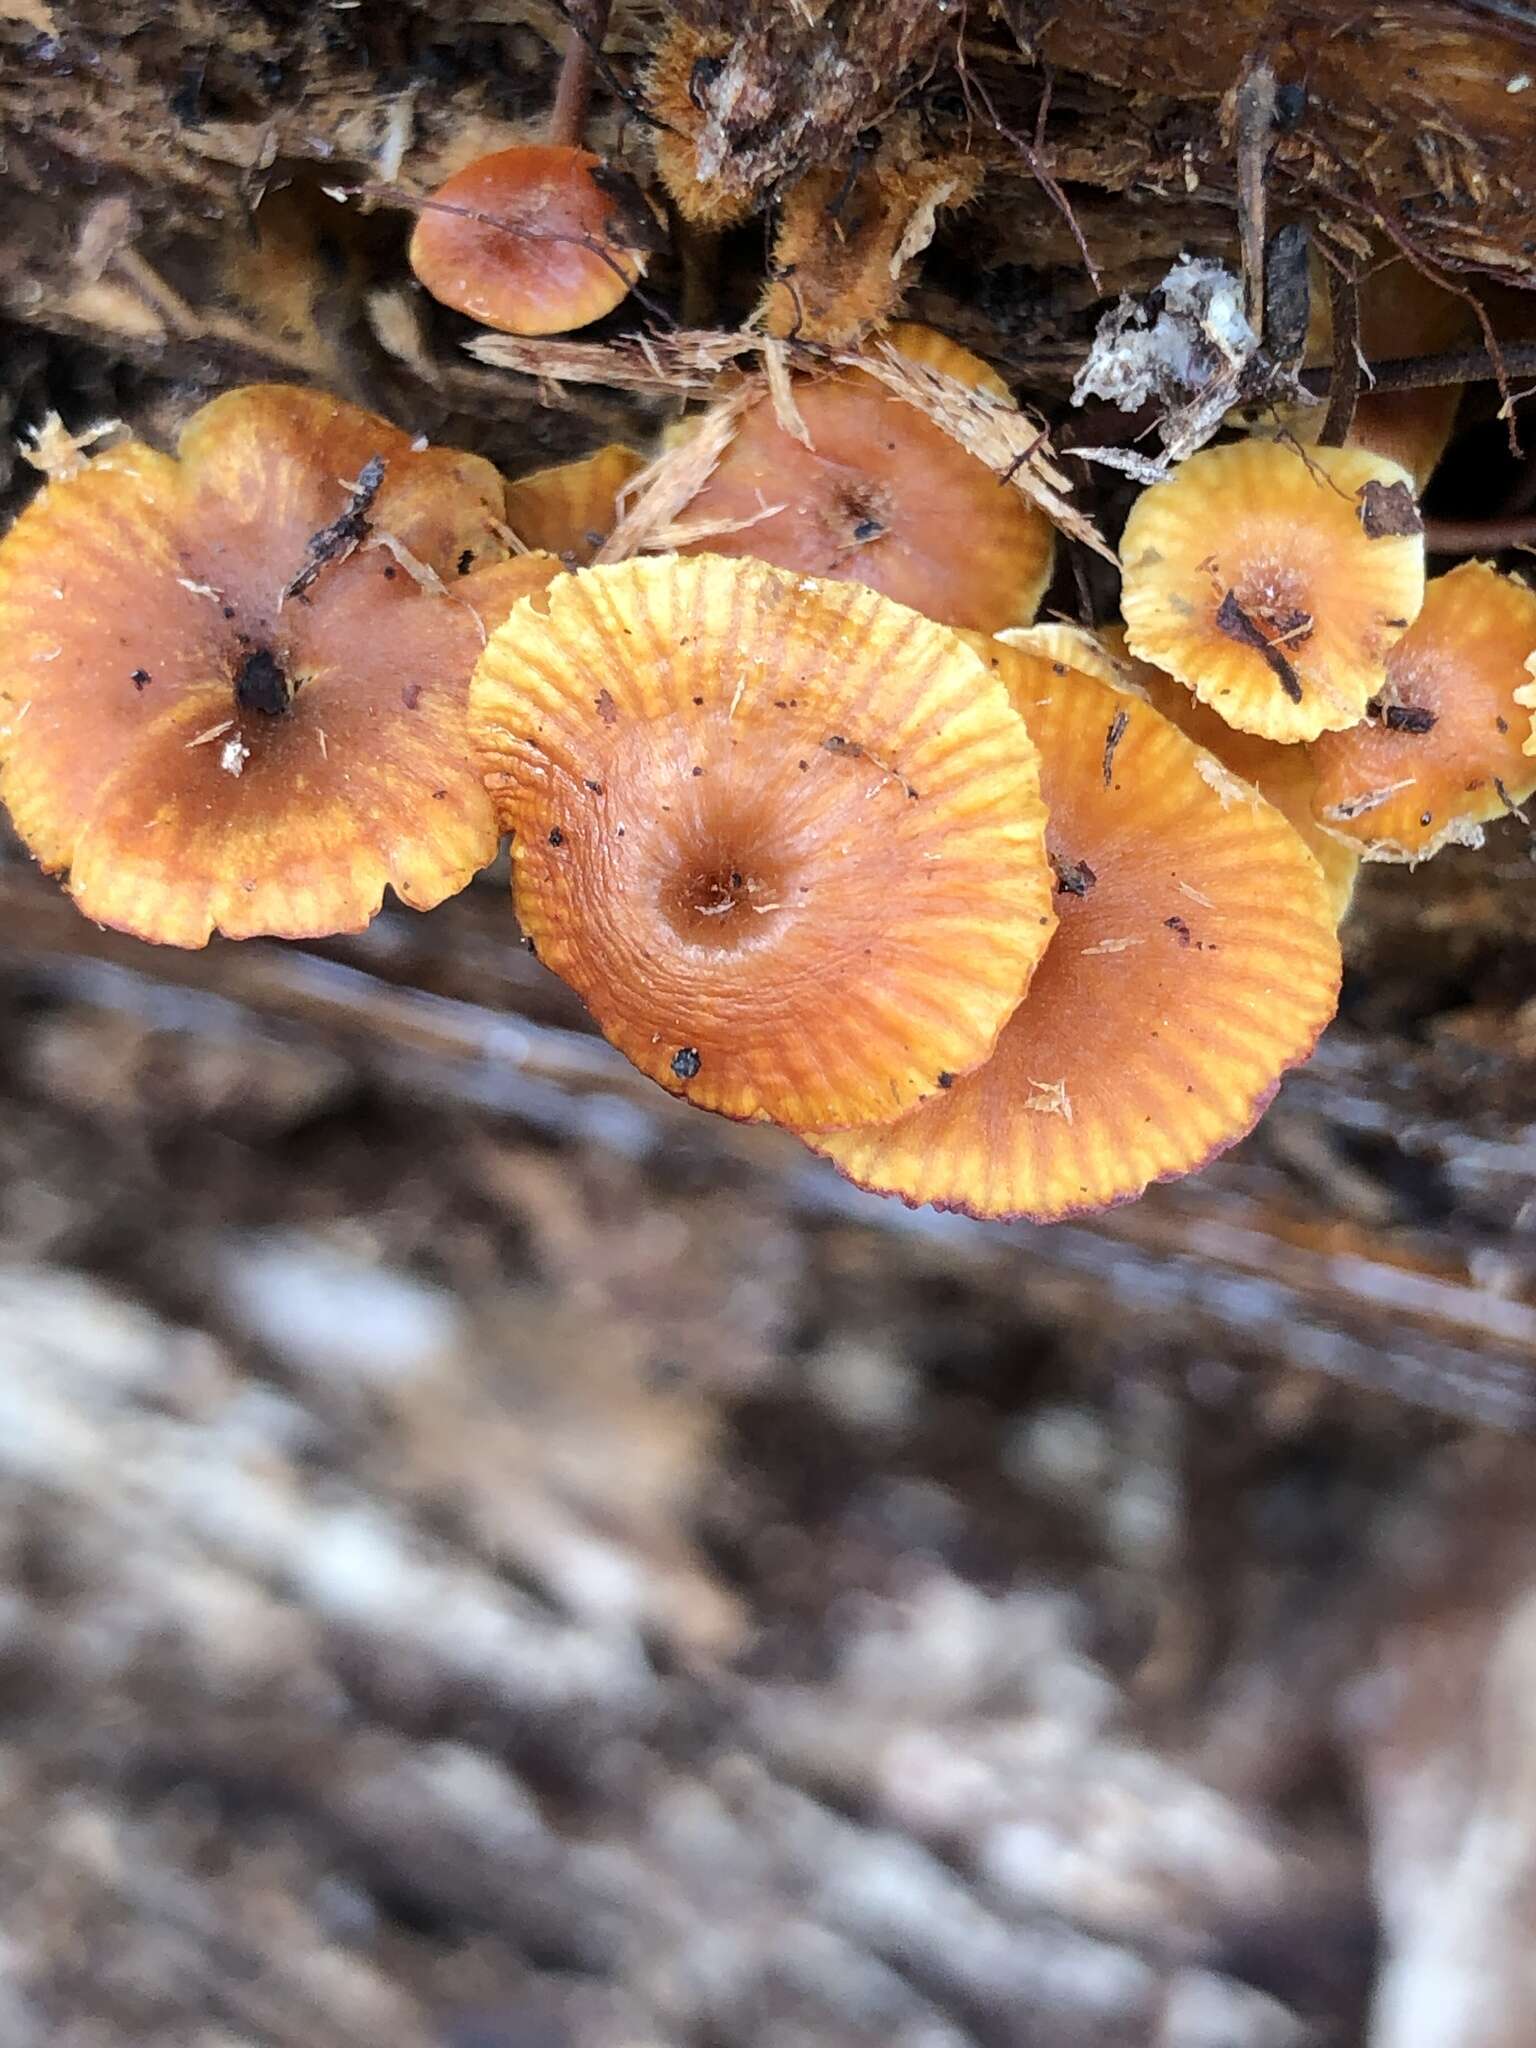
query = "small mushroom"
xmin=408 ymin=143 xmax=651 ymax=337
xmin=1309 ymin=561 xmax=1536 ymax=860
xmin=409 ymin=0 xmax=654 ymax=338
xmin=669 ymin=324 xmax=1055 ymax=634
xmin=0 ymin=384 xmax=559 ymax=947
xmin=1120 ymin=440 xmax=1426 ymax=744
xmin=468 ymin=555 xmax=1058 ymax=1128
xmin=504 ymin=443 xmax=645 ymax=564
xmin=807 ymin=639 xmax=1342 ymax=1221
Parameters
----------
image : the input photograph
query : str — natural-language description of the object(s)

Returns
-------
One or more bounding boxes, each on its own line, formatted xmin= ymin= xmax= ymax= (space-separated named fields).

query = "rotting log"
xmin=4 ymin=837 xmax=1533 ymax=1434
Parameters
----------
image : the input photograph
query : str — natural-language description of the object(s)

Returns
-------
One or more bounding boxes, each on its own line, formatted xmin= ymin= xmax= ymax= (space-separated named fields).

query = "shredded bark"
xmin=234 ymin=646 xmax=294 ymax=718
xmin=1318 ymin=266 xmax=1362 ymax=449
xmin=841 ymin=336 xmax=1113 ymax=563
xmin=595 ymin=382 xmax=760 ymax=564
xmin=1233 ymin=56 xmax=1276 ymax=335
xmin=1322 ymin=779 xmax=1417 ymax=821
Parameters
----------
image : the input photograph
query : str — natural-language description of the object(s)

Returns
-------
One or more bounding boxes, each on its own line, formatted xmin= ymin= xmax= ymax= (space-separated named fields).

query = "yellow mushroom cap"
xmin=807 ymin=641 xmax=1342 ymax=1221
xmin=996 ymin=621 xmax=1127 ymax=690
xmin=1518 ymin=657 xmax=1536 ymax=759
xmin=0 ymin=384 xmax=557 ymax=948
xmin=1092 ymin=625 xmax=1360 ymax=925
xmin=468 ymin=555 xmax=1058 ymax=1128
xmin=1120 ymin=441 xmax=1427 ymax=744
xmin=670 ymin=324 xmax=1054 ymax=635
xmin=503 ymin=443 xmax=646 ymax=566
xmin=1309 ymin=561 xmax=1536 ymax=861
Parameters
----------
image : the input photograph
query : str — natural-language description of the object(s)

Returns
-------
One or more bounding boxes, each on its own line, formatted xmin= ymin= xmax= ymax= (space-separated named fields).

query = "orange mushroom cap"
xmin=1309 ymin=561 xmax=1536 ymax=861
xmin=408 ymin=144 xmax=647 ymax=337
xmin=0 ymin=384 xmax=559 ymax=948
xmin=1120 ymin=440 xmax=1426 ymax=744
xmin=1078 ymin=624 xmax=1361 ymax=924
xmin=468 ymin=555 xmax=1058 ymax=1128
xmin=503 ymin=442 xmax=646 ymax=565
xmin=807 ymin=641 xmax=1342 ymax=1221
xmin=670 ymin=324 xmax=1055 ymax=635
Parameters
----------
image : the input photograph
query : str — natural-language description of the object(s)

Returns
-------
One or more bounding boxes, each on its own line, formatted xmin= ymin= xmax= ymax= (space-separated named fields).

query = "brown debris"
xmin=1358 ymin=478 xmax=1425 ymax=540
xmin=646 ymin=1 xmax=959 ymax=228
xmin=283 ymin=453 xmax=388 ymax=602
xmin=1216 ymin=589 xmax=1306 ymax=703
xmin=759 ymin=139 xmax=980 ymax=346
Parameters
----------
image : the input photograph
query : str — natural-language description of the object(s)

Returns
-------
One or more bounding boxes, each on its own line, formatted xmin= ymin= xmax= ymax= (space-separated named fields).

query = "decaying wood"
xmin=3 ymin=843 xmax=1533 ymax=1436
xmin=3 ymin=814 xmax=1536 ymax=2044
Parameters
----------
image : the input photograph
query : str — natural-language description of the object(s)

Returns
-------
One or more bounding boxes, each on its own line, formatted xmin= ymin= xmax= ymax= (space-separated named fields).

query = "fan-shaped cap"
xmin=0 ymin=384 xmax=559 ymax=947
xmin=1309 ymin=562 xmax=1536 ymax=861
xmin=504 ymin=443 xmax=645 ymax=565
xmin=408 ymin=145 xmax=648 ymax=337
xmin=1091 ymin=625 xmax=1361 ymax=923
xmin=1120 ymin=441 xmax=1426 ymax=743
xmin=469 ymin=555 xmax=1058 ymax=1127
xmin=671 ymin=325 xmax=1054 ymax=634
xmin=808 ymin=640 xmax=1342 ymax=1221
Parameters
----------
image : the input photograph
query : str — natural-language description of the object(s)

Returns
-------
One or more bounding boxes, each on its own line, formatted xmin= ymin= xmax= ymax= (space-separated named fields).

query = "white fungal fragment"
xmin=1071 ymin=256 xmax=1262 ymax=464
xmin=1025 ymin=1077 xmax=1073 ymax=1122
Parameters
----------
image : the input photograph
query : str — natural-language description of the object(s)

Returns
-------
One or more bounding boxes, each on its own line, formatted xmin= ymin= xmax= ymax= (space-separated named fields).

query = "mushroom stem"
xmin=1299 ymin=341 xmax=1536 ymax=398
xmin=235 ymin=646 xmax=295 ymax=718
xmin=1422 ymin=514 xmax=1536 ymax=556
xmin=547 ymin=0 xmax=612 ymax=150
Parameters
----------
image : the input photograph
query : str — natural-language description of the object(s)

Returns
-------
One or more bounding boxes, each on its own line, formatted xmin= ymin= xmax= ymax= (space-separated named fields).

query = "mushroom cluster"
xmin=1117 ymin=440 xmax=1536 ymax=872
xmin=6 ymin=1 xmax=1533 ymax=1231
xmin=465 ymin=553 xmax=1344 ymax=1220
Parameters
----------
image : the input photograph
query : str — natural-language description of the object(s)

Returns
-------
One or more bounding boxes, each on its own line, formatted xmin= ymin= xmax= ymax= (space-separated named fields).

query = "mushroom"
xmin=668 ymin=324 xmax=1055 ymax=634
xmin=1243 ymin=255 xmax=1477 ymax=494
xmin=806 ymin=638 xmax=1342 ymax=1221
xmin=1309 ymin=561 xmax=1536 ymax=861
xmin=1120 ymin=440 xmax=1427 ymax=744
xmin=408 ymin=2 xmax=652 ymax=337
xmin=1065 ymin=624 xmax=1361 ymax=923
xmin=504 ymin=442 xmax=645 ymax=565
xmin=468 ymin=555 xmax=1058 ymax=1128
xmin=0 ymin=384 xmax=559 ymax=948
